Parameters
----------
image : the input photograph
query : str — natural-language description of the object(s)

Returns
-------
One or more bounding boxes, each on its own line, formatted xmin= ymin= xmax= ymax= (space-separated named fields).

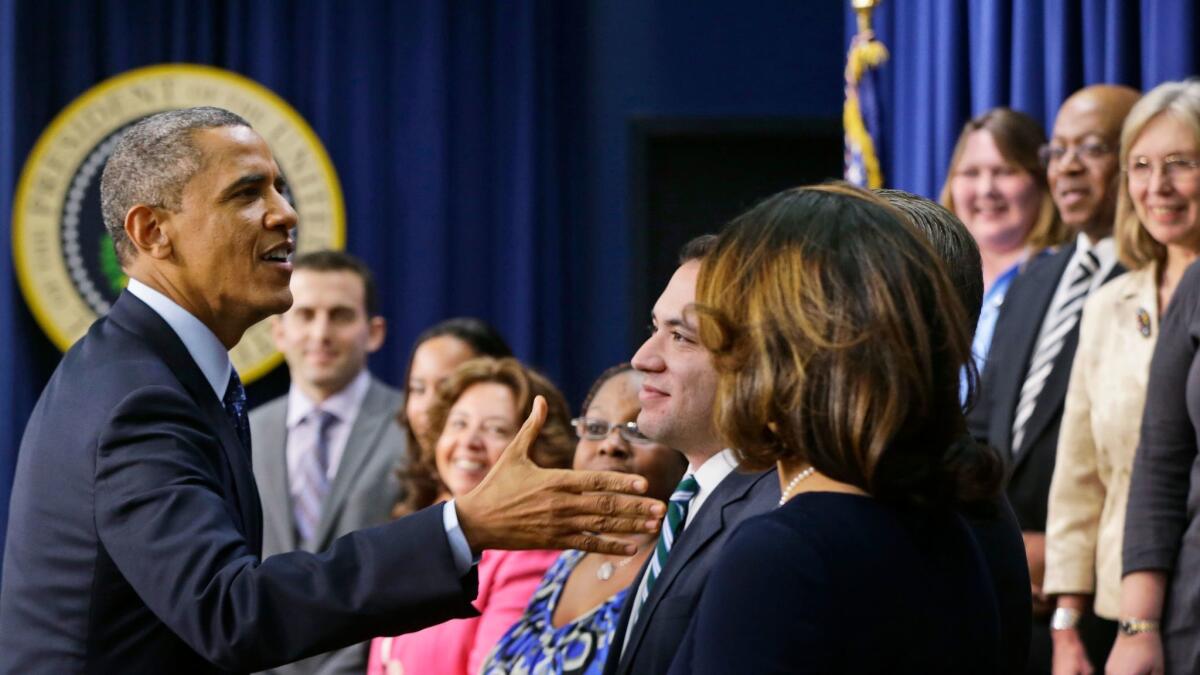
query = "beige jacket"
xmin=1043 ymin=265 xmax=1159 ymax=619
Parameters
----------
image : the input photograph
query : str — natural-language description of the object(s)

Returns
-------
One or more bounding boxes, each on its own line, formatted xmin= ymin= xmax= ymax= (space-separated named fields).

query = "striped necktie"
xmin=1010 ymin=250 xmax=1100 ymax=454
xmin=625 ymin=473 xmax=699 ymax=638
xmin=294 ymin=408 xmax=337 ymax=545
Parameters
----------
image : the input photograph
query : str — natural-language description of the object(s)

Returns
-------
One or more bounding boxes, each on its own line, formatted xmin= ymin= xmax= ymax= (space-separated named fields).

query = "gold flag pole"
xmin=852 ymin=0 xmax=880 ymax=37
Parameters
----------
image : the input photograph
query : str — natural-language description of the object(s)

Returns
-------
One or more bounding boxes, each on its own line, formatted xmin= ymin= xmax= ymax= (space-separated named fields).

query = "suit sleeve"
xmin=1043 ymin=295 xmax=1104 ymax=595
xmin=1124 ymin=266 xmax=1200 ymax=575
xmin=94 ymin=384 xmax=478 ymax=672
xmin=467 ymin=550 xmax=557 ymax=674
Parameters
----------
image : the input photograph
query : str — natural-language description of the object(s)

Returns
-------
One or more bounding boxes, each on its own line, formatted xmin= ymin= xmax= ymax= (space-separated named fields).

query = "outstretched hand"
xmin=455 ymin=396 xmax=666 ymax=556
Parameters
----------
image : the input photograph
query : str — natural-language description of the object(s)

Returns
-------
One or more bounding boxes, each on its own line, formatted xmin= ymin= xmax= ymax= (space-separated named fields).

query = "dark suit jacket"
xmin=251 ymin=379 xmax=407 ymax=675
xmin=0 ymin=293 xmax=476 ymax=673
xmin=603 ymin=467 xmax=779 ymax=675
xmin=968 ymin=244 xmax=1125 ymax=531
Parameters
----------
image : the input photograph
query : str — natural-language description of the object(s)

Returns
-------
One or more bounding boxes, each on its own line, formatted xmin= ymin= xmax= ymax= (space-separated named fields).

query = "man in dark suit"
xmin=603 ymin=236 xmax=780 ymax=675
xmin=0 ymin=107 xmax=663 ymax=673
xmin=251 ymin=250 xmax=403 ymax=675
xmin=967 ymin=84 xmax=1140 ymax=674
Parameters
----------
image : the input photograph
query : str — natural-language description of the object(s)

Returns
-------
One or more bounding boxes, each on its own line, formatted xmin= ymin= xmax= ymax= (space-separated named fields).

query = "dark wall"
xmin=574 ymin=0 xmax=845 ymax=384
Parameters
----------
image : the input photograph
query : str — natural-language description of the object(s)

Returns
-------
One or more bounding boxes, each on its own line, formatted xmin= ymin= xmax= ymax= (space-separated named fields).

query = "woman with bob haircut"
xmin=368 ymin=356 xmax=573 ymax=675
xmin=668 ymin=182 xmax=1008 ymax=674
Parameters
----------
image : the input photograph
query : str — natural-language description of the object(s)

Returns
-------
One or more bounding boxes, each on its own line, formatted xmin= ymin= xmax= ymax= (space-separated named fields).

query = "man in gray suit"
xmin=251 ymin=250 xmax=403 ymax=675
xmin=603 ymin=236 xmax=780 ymax=675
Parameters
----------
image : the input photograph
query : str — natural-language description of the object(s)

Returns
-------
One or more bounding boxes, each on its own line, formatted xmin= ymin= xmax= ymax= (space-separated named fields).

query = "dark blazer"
xmin=0 ymin=293 xmax=476 ymax=673
xmin=251 ymin=378 xmax=406 ymax=675
xmin=603 ymin=467 xmax=779 ymax=675
xmin=968 ymin=243 xmax=1124 ymax=531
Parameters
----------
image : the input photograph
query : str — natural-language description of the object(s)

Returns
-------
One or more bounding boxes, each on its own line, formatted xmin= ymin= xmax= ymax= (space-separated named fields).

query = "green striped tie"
xmin=627 ymin=473 xmax=698 ymax=629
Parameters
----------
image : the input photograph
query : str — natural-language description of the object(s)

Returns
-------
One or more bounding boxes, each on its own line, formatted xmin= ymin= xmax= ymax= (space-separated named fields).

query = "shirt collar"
xmin=126 ymin=278 xmax=231 ymax=401
xmin=286 ymin=369 xmax=371 ymax=429
xmin=688 ymin=448 xmax=738 ymax=495
xmin=1077 ymin=231 xmax=1116 ymax=267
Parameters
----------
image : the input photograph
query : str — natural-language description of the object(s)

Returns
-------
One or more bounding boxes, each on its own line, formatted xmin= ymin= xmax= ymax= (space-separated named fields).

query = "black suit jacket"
xmin=603 ymin=467 xmax=779 ymax=675
xmin=0 ymin=293 xmax=477 ymax=673
xmin=968 ymin=244 xmax=1124 ymax=531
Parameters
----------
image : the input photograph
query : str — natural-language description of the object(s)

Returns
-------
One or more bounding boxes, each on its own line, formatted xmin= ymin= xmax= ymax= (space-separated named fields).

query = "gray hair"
xmin=99 ymin=106 xmax=251 ymax=263
xmin=877 ymin=188 xmax=984 ymax=331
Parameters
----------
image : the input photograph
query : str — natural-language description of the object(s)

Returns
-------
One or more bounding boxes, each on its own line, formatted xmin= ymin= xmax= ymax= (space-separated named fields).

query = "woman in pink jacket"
xmin=367 ymin=357 xmax=574 ymax=675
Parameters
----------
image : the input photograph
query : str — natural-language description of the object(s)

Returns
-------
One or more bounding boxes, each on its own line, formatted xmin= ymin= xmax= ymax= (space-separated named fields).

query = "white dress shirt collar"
xmin=684 ymin=448 xmax=739 ymax=528
xmin=285 ymin=369 xmax=371 ymax=430
xmin=126 ymin=278 xmax=231 ymax=402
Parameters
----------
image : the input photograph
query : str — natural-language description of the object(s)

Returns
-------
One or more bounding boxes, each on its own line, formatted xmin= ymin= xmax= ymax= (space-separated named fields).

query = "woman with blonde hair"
xmin=668 ymin=183 xmax=1008 ymax=673
xmin=1094 ymin=79 xmax=1200 ymax=675
xmin=941 ymin=108 xmax=1067 ymax=376
xmin=368 ymin=357 xmax=574 ymax=675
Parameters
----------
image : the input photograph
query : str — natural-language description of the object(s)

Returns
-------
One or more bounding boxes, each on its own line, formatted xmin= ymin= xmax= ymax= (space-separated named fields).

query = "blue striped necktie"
xmin=627 ymin=473 xmax=699 ymax=631
xmin=222 ymin=370 xmax=252 ymax=457
xmin=294 ymin=409 xmax=337 ymax=545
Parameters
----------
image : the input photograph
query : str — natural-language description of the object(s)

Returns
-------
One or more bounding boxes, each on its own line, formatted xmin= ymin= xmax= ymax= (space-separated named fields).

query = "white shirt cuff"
xmin=442 ymin=499 xmax=479 ymax=575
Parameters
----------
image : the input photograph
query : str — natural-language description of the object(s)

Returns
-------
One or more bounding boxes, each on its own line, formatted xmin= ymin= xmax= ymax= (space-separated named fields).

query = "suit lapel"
xmin=108 ymin=293 xmax=264 ymax=554
xmin=309 ymin=378 xmax=396 ymax=550
xmin=989 ymin=245 xmax=1075 ymax=456
xmin=618 ymin=469 xmax=766 ymax=670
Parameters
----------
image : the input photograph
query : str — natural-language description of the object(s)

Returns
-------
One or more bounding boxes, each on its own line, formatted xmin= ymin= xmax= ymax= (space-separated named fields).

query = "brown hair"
xmin=939 ymin=107 xmax=1067 ymax=254
xmin=392 ymin=356 xmax=574 ymax=516
xmin=697 ymin=182 xmax=1003 ymax=507
xmin=1114 ymin=80 xmax=1200 ymax=270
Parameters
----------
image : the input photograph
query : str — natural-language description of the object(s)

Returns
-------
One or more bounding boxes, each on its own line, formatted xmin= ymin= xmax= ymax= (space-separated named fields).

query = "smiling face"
xmin=433 ymin=381 xmax=518 ymax=497
xmin=1127 ymin=113 xmax=1200 ymax=252
xmin=573 ymin=370 xmax=685 ymax=503
xmin=271 ymin=269 xmax=384 ymax=402
xmin=406 ymin=335 xmax=479 ymax=443
xmin=1048 ymin=94 xmax=1126 ymax=237
xmin=949 ymin=129 xmax=1042 ymax=254
xmin=158 ymin=125 xmax=297 ymax=342
xmin=631 ymin=261 xmax=722 ymax=466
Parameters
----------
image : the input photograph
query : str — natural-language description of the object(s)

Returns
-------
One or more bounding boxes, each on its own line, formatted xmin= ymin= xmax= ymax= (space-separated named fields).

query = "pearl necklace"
xmin=778 ymin=466 xmax=816 ymax=506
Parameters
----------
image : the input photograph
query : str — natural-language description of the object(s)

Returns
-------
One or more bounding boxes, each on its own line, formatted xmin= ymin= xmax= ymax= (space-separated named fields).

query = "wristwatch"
xmin=1050 ymin=607 xmax=1081 ymax=631
xmin=1118 ymin=617 xmax=1160 ymax=636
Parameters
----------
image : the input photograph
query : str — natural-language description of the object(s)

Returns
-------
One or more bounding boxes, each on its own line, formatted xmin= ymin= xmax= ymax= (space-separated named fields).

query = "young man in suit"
xmin=603 ymin=236 xmax=780 ymax=675
xmin=967 ymin=84 xmax=1140 ymax=674
xmin=252 ymin=250 xmax=403 ymax=675
xmin=0 ymin=107 xmax=663 ymax=672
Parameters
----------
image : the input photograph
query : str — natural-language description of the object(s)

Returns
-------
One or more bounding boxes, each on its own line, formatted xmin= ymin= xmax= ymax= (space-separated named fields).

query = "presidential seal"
xmin=12 ymin=64 xmax=344 ymax=383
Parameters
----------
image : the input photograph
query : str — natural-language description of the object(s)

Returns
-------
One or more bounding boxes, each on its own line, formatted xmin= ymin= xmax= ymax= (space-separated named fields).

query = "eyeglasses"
xmin=1126 ymin=154 xmax=1200 ymax=185
xmin=571 ymin=417 xmax=655 ymax=445
xmin=1039 ymin=141 xmax=1114 ymax=167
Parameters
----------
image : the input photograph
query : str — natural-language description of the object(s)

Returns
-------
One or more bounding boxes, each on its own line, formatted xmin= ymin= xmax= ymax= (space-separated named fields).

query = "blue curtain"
xmin=0 ymin=0 xmax=593 ymax=562
xmin=846 ymin=0 xmax=1200 ymax=198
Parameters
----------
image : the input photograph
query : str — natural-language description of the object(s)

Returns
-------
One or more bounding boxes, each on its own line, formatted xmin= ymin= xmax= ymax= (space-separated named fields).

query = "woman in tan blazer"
xmin=1044 ymin=80 xmax=1200 ymax=675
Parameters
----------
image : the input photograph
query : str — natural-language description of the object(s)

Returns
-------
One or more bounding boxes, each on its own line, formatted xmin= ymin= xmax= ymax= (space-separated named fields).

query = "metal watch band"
xmin=1118 ymin=618 xmax=1161 ymax=636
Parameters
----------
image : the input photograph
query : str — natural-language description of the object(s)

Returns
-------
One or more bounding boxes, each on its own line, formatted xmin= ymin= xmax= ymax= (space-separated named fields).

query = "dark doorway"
xmin=628 ymin=117 xmax=843 ymax=348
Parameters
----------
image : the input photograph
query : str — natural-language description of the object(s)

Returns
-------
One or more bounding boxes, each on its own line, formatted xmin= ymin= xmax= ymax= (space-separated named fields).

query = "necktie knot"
xmin=670 ymin=474 xmax=699 ymax=504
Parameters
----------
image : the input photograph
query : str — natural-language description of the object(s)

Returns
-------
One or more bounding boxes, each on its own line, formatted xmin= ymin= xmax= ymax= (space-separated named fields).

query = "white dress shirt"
xmin=684 ymin=449 xmax=739 ymax=528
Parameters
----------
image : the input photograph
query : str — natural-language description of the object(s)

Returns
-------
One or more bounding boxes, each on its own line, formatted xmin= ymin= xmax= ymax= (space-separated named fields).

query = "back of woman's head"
xmin=697 ymin=182 xmax=1004 ymax=508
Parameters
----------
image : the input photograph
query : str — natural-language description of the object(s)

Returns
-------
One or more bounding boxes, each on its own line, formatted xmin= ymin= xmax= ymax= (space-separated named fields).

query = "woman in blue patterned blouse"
xmin=479 ymin=363 xmax=686 ymax=675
